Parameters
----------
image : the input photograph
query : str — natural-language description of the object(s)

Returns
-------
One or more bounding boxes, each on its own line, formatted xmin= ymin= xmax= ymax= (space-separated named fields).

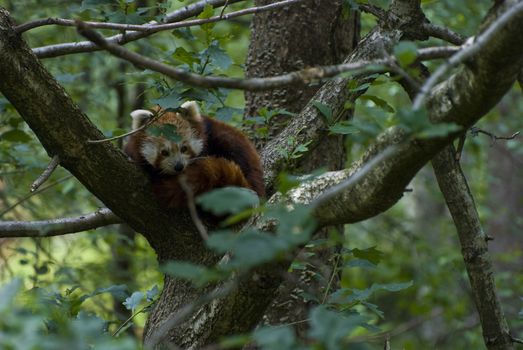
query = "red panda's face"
xmin=140 ymin=133 xmax=204 ymax=174
xmin=130 ymin=101 xmax=205 ymax=174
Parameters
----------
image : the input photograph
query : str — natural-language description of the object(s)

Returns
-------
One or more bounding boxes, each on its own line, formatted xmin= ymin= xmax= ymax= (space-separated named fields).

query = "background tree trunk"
xmin=244 ymin=0 xmax=360 ymax=336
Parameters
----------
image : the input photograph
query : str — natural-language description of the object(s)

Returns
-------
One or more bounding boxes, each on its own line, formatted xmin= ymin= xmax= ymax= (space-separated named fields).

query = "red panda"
xmin=124 ymin=101 xmax=265 ymax=209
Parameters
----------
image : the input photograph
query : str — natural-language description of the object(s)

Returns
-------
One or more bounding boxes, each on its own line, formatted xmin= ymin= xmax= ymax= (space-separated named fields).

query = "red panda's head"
xmin=130 ymin=101 xmax=205 ymax=175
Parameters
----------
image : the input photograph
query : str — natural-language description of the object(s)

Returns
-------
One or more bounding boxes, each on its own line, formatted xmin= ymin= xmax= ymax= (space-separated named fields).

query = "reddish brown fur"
xmin=124 ymin=106 xmax=265 ymax=209
xmin=151 ymin=157 xmax=251 ymax=208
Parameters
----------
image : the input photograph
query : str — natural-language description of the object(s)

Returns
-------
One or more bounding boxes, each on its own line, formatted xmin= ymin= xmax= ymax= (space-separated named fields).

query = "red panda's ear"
xmin=130 ymin=109 xmax=154 ymax=130
xmin=180 ymin=101 xmax=203 ymax=123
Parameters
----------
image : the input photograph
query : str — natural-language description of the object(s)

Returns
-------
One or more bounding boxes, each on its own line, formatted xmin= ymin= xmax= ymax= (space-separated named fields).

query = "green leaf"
xmin=219 ymin=334 xmax=251 ymax=349
xmin=196 ymin=187 xmax=259 ymax=216
xmin=205 ymin=41 xmax=233 ymax=71
xmin=359 ymin=95 xmax=395 ymax=113
xmin=148 ymin=124 xmax=182 ymax=142
xmin=80 ymin=284 xmax=129 ymax=303
xmin=0 ymin=279 xmax=22 ymax=312
xmin=344 ymin=259 xmax=377 ymax=269
xmin=417 ymin=122 xmax=462 ymax=139
xmin=151 ymin=90 xmax=182 ymax=109
xmin=146 ymin=285 xmax=159 ymax=302
xmin=312 ymin=100 xmax=333 ymax=123
xmin=253 ymin=326 xmax=296 ymax=349
xmin=372 ymin=281 xmax=413 ymax=292
xmin=172 ymin=47 xmax=199 ymax=66
xmin=351 ymin=246 xmax=384 ymax=265
xmin=276 ymin=172 xmax=302 ymax=194
xmin=162 ymin=261 xmax=225 ymax=286
xmin=309 ymin=306 xmax=370 ymax=350
xmin=81 ymin=0 xmax=114 ymax=10
xmin=198 ymin=4 xmax=214 ymax=19
xmin=215 ymin=107 xmax=243 ymax=122
xmin=393 ymin=41 xmax=418 ymax=66
xmin=123 ymin=291 xmax=144 ymax=312
xmin=347 ymin=81 xmax=371 ymax=92
xmin=1 ymin=129 xmax=32 ymax=143
xmin=206 ymin=230 xmax=288 ymax=269
xmin=172 ymin=27 xmax=196 ymax=41
xmin=329 ymin=121 xmax=360 ymax=135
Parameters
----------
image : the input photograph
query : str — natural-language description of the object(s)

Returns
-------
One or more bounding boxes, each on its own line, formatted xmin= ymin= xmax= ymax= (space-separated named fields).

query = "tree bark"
xmin=244 ymin=0 xmax=359 ymax=336
xmin=1 ymin=0 xmax=523 ymax=348
xmin=433 ymin=146 xmax=513 ymax=350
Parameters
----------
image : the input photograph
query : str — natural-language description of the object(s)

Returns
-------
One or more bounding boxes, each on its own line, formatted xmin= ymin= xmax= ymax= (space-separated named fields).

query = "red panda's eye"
xmin=161 ymin=150 xmax=169 ymax=157
xmin=180 ymin=145 xmax=188 ymax=153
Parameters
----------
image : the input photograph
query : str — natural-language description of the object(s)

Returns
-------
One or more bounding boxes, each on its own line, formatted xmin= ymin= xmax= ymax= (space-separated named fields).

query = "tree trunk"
xmin=244 ymin=0 xmax=359 ymax=336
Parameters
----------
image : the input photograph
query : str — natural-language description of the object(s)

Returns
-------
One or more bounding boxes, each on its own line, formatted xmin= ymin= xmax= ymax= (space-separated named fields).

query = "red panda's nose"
xmin=174 ymin=163 xmax=184 ymax=172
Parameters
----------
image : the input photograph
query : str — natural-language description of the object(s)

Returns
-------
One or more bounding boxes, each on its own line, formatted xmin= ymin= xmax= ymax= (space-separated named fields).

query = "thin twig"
xmin=358 ymin=3 xmax=387 ymax=19
xmin=178 ymin=175 xmax=209 ymax=241
xmin=87 ymin=108 xmax=166 ymax=144
xmin=413 ymin=2 xmax=523 ymax=110
xmin=511 ymin=335 xmax=523 ymax=344
xmin=32 ymin=0 xmax=244 ymax=59
xmin=17 ymin=0 xmax=304 ymax=34
xmin=220 ymin=0 xmax=230 ymax=18
xmin=30 ymin=155 xmax=60 ymax=192
xmin=321 ymin=253 xmax=341 ymax=304
xmin=470 ymin=127 xmax=520 ymax=142
xmin=0 ymin=175 xmax=73 ymax=218
xmin=112 ymin=302 xmax=152 ymax=337
xmin=77 ymin=21 xmax=393 ymax=91
xmin=421 ymin=23 xmax=466 ymax=45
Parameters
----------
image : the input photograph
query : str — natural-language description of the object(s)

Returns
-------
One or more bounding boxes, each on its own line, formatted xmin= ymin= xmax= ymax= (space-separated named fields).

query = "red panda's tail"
xmin=152 ymin=157 xmax=252 ymax=209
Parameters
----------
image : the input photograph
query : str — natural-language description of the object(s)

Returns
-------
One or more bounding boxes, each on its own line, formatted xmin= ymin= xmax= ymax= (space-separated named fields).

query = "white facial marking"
xmin=140 ymin=140 xmax=158 ymax=165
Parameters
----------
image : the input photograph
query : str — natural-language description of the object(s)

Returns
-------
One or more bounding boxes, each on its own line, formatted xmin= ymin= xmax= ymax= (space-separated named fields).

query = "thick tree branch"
xmin=1 ymin=0 xmax=523 ymax=348
xmin=31 ymin=0 xmax=243 ymax=59
xmin=432 ymin=146 xmax=514 ymax=350
xmin=0 ymin=208 xmax=121 ymax=238
xmin=0 ymin=8 xmax=209 ymax=263
xmin=143 ymin=0 xmax=523 ymax=347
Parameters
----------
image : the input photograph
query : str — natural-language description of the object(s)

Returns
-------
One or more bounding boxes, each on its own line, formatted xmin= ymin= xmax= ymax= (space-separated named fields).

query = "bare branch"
xmin=421 ymin=23 xmax=466 ymax=45
xmin=0 ymin=175 xmax=73 ymax=218
xmin=32 ymin=0 xmax=244 ymax=59
xmin=432 ymin=146 xmax=513 ymax=349
xmin=17 ymin=0 xmax=304 ymax=34
xmin=0 ymin=208 xmax=121 ymax=238
xmin=30 ymin=155 xmax=60 ymax=192
xmin=358 ymin=3 xmax=387 ymax=19
xmin=414 ymin=2 xmax=523 ymax=110
xmin=76 ymin=22 xmax=393 ymax=91
xmin=417 ymin=46 xmax=459 ymax=60
xmin=470 ymin=127 xmax=520 ymax=142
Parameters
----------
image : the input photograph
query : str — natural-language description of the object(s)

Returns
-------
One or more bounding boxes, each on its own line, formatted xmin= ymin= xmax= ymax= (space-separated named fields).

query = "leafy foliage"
xmin=1 ymin=0 xmax=523 ymax=349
